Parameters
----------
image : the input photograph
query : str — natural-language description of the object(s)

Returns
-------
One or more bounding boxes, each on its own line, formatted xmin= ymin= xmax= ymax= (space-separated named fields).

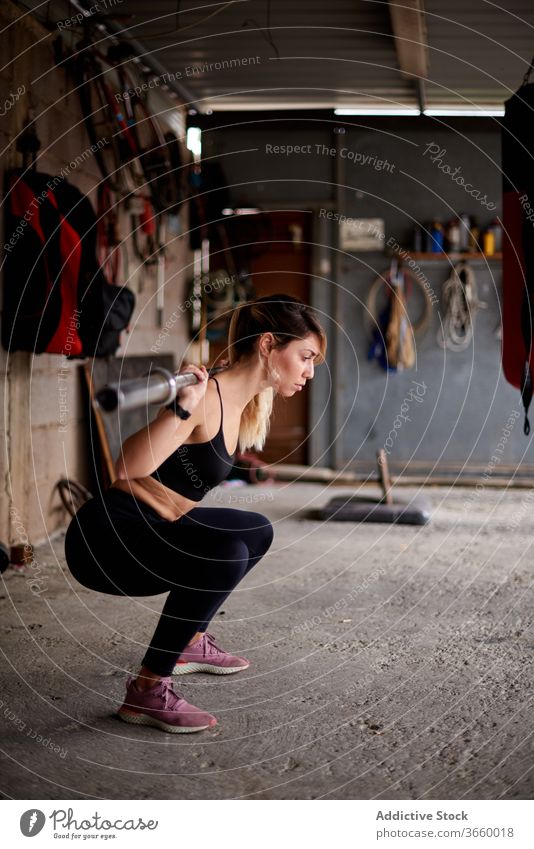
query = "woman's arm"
xmin=114 ymin=408 xmax=198 ymax=480
xmin=114 ymin=363 xmax=208 ymax=481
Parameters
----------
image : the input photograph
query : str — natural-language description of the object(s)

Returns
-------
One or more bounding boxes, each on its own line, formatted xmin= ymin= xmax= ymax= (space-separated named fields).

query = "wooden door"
xmin=208 ymin=211 xmax=312 ymax=464
xmin=247 ymin=211 xmax=312 ymax=465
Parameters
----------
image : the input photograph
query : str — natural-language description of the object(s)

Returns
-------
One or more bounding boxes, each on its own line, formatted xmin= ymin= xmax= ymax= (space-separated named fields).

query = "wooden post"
xmin=377 ymin=449 xmax=394 ymax=505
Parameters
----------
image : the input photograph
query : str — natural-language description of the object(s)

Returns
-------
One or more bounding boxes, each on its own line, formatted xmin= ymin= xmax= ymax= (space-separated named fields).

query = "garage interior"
xmin=1 ymin=0 xmax=534 ymax=800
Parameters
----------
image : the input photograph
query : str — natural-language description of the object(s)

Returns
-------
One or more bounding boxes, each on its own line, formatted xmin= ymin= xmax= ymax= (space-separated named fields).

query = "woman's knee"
xmin=248 ymin=512 xmax=274 ymax=556
xmin=198 ymin=536 xmax=249 ymax=589
xmin=217 ymin=535 xmax=250 ymax=567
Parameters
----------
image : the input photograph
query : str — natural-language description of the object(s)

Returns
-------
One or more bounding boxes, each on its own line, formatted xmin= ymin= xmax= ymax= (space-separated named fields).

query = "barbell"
xmin=95 ymin=366 xmax=226 ymax=412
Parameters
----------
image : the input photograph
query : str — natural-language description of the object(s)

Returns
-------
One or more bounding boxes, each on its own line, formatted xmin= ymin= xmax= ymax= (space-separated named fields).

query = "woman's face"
xmin=265 ymin=333 xmax=321 ymax=396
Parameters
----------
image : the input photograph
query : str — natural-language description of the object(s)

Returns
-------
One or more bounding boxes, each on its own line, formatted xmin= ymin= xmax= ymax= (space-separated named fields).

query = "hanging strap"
xmin=520 ymin=278 xmax=533 ymax=435
xmin=522 ymin=53 xmax=534 ymax=87
xmin=521 ymin=361 xmax=532 ymax=435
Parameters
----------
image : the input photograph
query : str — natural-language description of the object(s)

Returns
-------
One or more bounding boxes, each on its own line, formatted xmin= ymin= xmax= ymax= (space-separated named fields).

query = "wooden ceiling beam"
xmin=388 ymin=0 xmax=429 ymax=81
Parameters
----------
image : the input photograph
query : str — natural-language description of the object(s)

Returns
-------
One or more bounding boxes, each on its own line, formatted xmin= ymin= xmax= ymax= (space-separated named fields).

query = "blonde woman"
xmin=64 ymin=294 xmax=326 ymax=734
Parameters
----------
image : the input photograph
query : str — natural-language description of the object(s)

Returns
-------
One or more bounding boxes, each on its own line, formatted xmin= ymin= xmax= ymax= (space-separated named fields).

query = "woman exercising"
xmin=64 ymin=294 xmax=326 ymax=734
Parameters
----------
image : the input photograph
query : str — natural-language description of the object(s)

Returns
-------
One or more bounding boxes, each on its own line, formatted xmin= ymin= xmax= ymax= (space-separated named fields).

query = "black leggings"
xmin=64 ymin=488 xmax=274 ymax=676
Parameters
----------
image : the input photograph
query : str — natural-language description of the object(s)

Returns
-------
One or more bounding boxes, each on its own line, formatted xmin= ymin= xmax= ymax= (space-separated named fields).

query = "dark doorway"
xmin=244 ymin=210 xmax=312 ymax=465
xmin=209 ymin=210 xmax=313 ymax=464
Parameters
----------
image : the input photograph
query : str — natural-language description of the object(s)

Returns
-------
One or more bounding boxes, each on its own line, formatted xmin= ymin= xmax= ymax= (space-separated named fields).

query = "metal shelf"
xmin=407 ymin=252 xmax=502 ymax=261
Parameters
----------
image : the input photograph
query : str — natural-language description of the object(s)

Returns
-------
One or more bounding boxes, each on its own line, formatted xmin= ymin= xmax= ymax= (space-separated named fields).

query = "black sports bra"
xmin=150 ymin=377 xmax=237 ymax=502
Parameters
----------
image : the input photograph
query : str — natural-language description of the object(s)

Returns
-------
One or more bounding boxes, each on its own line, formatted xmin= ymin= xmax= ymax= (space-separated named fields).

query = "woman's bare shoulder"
xmin=154 ymin=377 xmax=217 ymax=430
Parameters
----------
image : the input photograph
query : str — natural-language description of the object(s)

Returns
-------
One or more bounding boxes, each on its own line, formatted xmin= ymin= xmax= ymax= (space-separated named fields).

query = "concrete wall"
xmin=200 ymin=113 xmax=534 ymax=475
xmin=0 ymin=1 xmax=192 ymax=547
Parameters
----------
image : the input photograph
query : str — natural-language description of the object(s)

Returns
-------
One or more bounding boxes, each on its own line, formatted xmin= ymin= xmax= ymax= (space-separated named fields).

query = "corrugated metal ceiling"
xmin=23 ymin=0 xmax=534 ymax=110
xmin=121 ymin=0 xmax=407 ymax=110
xmin=425 ymin=0 xmax=534 ymax=107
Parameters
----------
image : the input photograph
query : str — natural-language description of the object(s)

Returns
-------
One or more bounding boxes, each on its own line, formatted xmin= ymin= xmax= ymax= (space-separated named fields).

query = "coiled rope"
xmin=437 ymin=261 xmax=486 ymax=352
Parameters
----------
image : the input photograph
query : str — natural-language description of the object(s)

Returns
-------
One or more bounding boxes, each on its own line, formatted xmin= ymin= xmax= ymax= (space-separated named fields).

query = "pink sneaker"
xmin=117 ymin=676 xmax=217 ymax=733
xmin=173 ymin=632 xmax=250 ymax=676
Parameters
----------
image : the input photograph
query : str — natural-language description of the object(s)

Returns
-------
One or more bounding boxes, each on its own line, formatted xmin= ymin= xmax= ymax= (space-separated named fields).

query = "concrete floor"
xmin=1 ymin=481 xmax=533 ymax=800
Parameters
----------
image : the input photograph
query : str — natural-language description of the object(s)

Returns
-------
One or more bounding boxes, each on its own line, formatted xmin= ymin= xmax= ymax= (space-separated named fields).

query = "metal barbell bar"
xmin=95 ymin=366 xmax=226 ymax=413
